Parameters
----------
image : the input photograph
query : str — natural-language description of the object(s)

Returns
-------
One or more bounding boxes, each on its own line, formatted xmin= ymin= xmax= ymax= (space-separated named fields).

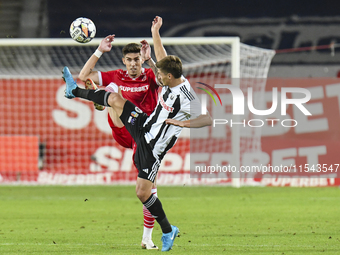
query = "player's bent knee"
xmin=107 ymin=93 xmax=126 ymax=109
xmin=136 ymin=188 xmax=150 ymax=203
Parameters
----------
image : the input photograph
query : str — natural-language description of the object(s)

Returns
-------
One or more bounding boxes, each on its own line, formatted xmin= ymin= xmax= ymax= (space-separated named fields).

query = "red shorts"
xmin=108 ymin=115 xmax=138 ymax=170
xmin=108 ymin=114 xmax=133 ymax=149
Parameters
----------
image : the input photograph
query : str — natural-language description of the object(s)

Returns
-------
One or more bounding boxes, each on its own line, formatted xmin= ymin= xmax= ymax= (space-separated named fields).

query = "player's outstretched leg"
xmin=62 ymin=66 xmax=78 ymax=98
xmin=161 ymin=225 xmax=179 ymax=252
xmin=62 ymin=66 xmax=114 ymax=108
xmin=85 ymin=78 xmax=105 ymax=111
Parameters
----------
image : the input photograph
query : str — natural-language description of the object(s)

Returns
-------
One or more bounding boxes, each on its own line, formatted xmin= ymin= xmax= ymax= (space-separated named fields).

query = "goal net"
xmin=0 ymin=38 xmax=275 ymax=185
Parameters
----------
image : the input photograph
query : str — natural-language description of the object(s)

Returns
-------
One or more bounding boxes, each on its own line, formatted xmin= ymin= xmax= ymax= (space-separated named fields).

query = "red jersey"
xmin=99 ymin=68 xmax=158 ymax=115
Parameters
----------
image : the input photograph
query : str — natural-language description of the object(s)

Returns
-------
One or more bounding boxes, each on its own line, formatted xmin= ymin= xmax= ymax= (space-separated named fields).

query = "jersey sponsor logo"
xmin=119 ymin=85 xmax=149 ymax=92
xmin=160 ymin=96 xmax=174 ymax=112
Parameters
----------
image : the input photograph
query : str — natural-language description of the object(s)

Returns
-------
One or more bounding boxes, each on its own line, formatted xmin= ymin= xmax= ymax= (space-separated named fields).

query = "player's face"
xmin=122 ymin=53 xmax=142 ymax=78
xmin=157 ymin=69 xmax=169 ymax=87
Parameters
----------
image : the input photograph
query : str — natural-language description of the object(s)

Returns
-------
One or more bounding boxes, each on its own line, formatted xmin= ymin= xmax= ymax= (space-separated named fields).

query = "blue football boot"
xmin=62 ymin=66 xmax=77 ymax=99
xmin=161 ymin=225 xmax=179 ymax=252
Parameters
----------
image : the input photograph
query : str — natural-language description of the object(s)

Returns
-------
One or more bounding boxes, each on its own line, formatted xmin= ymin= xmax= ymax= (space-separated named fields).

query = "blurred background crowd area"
xmin=0 ymin=0 xmax=340 ymax=77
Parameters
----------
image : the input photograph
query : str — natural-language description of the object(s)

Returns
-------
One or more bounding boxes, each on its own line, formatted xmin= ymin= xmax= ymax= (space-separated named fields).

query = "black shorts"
xmin=119 ymin=100 xmax=160 ymax=182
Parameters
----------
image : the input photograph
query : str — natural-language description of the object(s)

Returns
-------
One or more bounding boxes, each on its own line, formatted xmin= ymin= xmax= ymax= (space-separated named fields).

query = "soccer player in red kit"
xmin=78 ymin=36 xmax=159 ymax=250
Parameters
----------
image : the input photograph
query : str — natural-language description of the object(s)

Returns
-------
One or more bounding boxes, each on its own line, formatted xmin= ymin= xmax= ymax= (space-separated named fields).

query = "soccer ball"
xmin=69 ymin=17 xmax=96 ymax=43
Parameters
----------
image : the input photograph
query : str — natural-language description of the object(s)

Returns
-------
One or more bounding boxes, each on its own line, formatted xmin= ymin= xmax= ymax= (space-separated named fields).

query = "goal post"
xmin=0 ymin=37 xmax=274 ymax=185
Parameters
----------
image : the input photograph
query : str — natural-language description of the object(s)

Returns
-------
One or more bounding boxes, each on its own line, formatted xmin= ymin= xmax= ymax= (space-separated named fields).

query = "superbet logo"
xmin=160 ymin=96 xmax=174 ymax=112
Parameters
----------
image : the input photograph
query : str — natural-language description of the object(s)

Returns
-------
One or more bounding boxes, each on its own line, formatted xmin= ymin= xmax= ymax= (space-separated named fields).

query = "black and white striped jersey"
xmin=143 ymin=77 xmax=201 ymax=160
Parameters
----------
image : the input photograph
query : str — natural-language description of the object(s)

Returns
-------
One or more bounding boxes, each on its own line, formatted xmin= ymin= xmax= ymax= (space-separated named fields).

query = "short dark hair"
xmin=156 ymin=55 xmax=182 ymax=79
xmin=122 ymin=43 xmax=141 ymax=56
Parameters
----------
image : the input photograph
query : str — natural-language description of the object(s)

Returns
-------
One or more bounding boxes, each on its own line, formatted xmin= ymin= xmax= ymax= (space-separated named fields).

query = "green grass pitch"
xmin=0 ymin=185 xmax=339 ymax=254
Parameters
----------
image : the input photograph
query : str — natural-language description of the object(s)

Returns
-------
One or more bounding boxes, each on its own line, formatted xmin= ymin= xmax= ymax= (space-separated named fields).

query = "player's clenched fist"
xmin=151 ymin=16 xmax=163 ymax=33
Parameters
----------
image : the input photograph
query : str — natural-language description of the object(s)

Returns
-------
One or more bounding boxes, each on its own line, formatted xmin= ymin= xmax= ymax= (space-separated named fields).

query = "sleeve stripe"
xmin=180 ymin=85 xmax=195 ymax=101
xmin=98 ymin=71 xmax=103 ymax=85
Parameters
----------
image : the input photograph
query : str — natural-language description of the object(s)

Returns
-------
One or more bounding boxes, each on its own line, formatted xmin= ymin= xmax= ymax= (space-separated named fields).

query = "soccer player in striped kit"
xmin=63 ymin=16 xmax=212 ymax=251
xmin=78 ymin=36 xmax=160 ymax=250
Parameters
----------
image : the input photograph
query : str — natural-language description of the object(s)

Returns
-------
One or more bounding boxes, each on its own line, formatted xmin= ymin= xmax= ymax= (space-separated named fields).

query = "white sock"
xmin=142 ymin=226 xmax=153 ymax=241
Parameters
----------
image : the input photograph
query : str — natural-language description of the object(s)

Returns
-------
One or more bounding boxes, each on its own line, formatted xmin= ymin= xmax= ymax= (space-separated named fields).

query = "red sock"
xmin=143 ymin=205 xmax=155 ymax=229
xmin=142 ymin=189 xmax=157 ymax=240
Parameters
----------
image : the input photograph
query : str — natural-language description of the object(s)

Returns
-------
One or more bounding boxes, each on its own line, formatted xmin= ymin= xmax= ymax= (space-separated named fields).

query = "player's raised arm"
xmin=165 ymin=113 xmax=213 ymax=128
xmin=140 ymin=39 xmax=151 ymax=62
xmin=140 ymin=39 xmax=158 ymax=78
xmin=151 ymin=16 xmax=167 ymax=61
xmin=78 ymin=34 xmax=115 ymax=83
